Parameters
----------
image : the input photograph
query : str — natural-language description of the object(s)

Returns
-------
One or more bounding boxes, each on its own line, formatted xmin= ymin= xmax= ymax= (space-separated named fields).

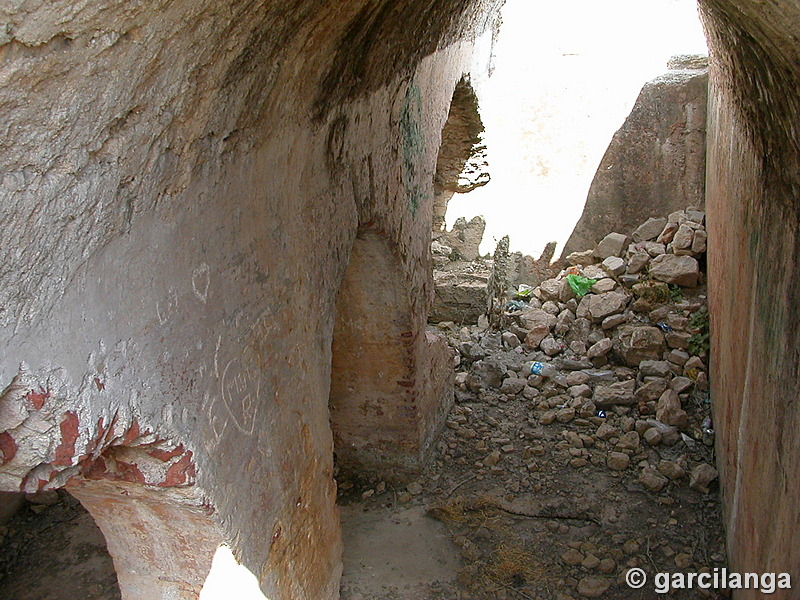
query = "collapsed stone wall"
xmin=432 ymin=78 xmax=490 ymax=230
xmin=0 ymin=1 xmax=502 ymax=598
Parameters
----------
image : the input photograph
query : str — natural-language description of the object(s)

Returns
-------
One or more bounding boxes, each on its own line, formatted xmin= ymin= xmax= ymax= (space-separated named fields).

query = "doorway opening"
xmin=0 ymin=490 xmax=121 ymax=600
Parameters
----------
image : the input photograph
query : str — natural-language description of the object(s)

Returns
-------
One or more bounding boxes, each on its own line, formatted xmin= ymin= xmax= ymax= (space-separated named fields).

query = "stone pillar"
xmin=700 ymin=1 xmax=800 ymax=595
xmin=330 ymin=227 xmax=453 ymax=478
xmin=69 ymin=480 xmax=223 ymax=600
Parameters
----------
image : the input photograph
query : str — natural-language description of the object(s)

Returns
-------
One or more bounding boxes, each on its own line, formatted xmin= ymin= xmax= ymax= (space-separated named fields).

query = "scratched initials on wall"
xmin=205 ymin=313 xmax=275 ymax=445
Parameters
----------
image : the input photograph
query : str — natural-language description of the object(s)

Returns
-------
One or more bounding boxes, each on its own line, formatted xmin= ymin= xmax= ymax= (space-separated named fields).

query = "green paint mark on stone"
xmin=400 ymin=83 xmax=425 ymax=215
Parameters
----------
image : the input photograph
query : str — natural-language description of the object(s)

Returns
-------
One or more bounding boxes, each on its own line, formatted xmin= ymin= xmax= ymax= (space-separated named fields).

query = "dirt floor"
xmin=337 ymin=372 xmax=727 ymax=600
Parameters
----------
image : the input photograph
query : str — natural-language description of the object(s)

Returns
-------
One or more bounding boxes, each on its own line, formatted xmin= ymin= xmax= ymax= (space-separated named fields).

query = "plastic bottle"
xmin=530 ymin=361 xmax=558 ymax=378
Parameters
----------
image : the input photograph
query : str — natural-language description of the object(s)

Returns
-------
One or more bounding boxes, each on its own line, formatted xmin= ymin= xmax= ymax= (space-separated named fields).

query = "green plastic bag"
xmin=566 ymin=274 xmax=597 ymax=297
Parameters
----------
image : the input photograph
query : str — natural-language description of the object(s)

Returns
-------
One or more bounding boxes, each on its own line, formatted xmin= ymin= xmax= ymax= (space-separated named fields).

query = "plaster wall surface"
xmin=0 ymin=0 xmax=500 ymax=598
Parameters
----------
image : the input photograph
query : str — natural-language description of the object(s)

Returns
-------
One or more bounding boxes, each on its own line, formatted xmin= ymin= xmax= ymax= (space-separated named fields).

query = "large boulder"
xmin=577 ymin=292 xmax=629 ymax=322
xmin=594 ymin=232 xmax=630 ymax=259
xmin=593 ymin=379 xmax=637 ymax=407
xmin=561 ymin=60 xmax=708 ymax=258
xmin=655 ymin=389 xmax=689 ymax=428
xmin=632 ymin=217 xmax=668 ymax=242
xmin=649 ymin=254 xmax=700 ymax=287
xmin=614 ymin=325 xmax=666 ymax=366
xmin=538 ymin=278 xmax=562 ymax=302
xmin=671 ymin=224 xmax=696 ymax=255
xmin=430 ymin=271 xmax=488 ymax=324
xmin=468 ymin=358 xmax=507 ymax=391
xmin=520 ymin=308 xmax=557 ymax=347
xmin=437 ymin=216 xmax=486 ymax=261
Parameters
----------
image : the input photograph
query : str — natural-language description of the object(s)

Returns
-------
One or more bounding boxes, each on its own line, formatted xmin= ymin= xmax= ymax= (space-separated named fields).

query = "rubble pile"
xmin=441 ymin=207 xmax=716 ymax=493
xmin=430 ymin=217 xmax=559 ymax=325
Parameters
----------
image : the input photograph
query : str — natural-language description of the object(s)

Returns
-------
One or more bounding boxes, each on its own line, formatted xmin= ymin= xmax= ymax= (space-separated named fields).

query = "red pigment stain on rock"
xmin=0 ymin=432 xmax=18 ymax=464
xmin=115 ymin=460 xmax=146 ymax=484
xmin=148 ymin=444 xmax=185 ymax=462
xmin=121 ymin=420 xmax=141 ymax=445
xmin=24 ymin=387 xmax=50 ymax=410
xmin=81 ymin=457 xmax=108 ymax=480
xmin=161 ymin=452 xmax=196 ymax=487
xmin=53 ymin=412 xmax=80 ymax=466
xmin=93 ymin=377 xmax=105 ymax=391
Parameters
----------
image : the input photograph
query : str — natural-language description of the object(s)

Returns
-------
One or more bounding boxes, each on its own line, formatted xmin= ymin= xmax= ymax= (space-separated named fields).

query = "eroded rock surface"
xmin=562 ymin=56 xmax=708 ymax=257
xmin=0 ymin=1 xmax=503 ymax=598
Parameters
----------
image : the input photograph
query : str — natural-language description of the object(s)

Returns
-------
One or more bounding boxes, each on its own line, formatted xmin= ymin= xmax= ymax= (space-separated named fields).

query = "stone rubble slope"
xmin=441 ymin=207 xmax=716 ymax=496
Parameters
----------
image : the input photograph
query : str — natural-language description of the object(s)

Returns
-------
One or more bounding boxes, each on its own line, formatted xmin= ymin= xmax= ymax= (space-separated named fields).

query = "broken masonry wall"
xmin=327 ymin=47 xmax=492 ymax=480
xmin=700 ymin=1 xmax=800 ymax=595
xmin=0 ymin=0 xmax=501 ymax=598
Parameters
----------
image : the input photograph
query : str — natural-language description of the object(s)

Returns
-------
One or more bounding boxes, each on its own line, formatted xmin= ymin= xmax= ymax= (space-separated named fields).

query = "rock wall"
xmin=700 ymin=1 xmax=800 ymax=597
xmin=0 ymin=1 xmax=501 ymax=598
xmin=562 ymin=57 xmax=708 ymax=257
xmin=3 ymin=0 xmax=800 ymax=597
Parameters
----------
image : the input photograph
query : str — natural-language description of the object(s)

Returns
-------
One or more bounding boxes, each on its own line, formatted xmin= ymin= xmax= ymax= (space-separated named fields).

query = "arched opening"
xmin=0 ymin=368 xmax=224 ymax=600
xmin=68 ymin=480 xmax=223 ymax=600
xmin=429 ymin=78 xmax=494 ymax=325
xmin=0 ymin=489 xmax=120 ymax=599
xmin=0 ymin=479 xmax=225 ymax=600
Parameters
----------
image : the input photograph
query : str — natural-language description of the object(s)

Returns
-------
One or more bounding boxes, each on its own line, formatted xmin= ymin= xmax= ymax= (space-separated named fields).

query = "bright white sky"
xmin=446 ymin=0 xmax=709 ymax=258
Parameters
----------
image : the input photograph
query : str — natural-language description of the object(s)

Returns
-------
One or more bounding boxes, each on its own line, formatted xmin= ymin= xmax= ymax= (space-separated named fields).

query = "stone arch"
xmin=0 ymin=367 xmax=223 ymax=600
xmin=0 ymin=488 xmax=119 ymax=599
xmin=432 ymin=76 xmax=489 ymax=231
xmin=68 ymin=481 xmax=223 ymax=600
xmin=329 ymin=225 xmax=453 ymax=478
